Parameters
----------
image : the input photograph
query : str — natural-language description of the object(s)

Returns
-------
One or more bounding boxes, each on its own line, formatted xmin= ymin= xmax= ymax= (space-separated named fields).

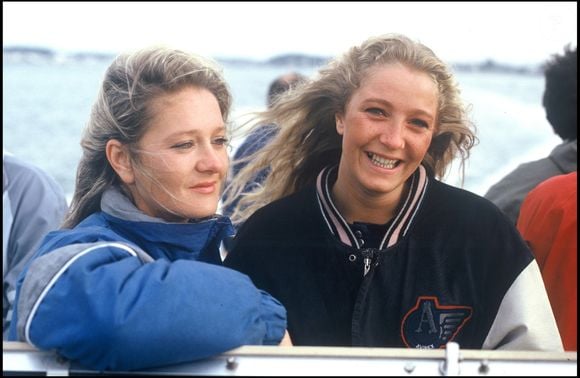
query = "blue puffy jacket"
xmin=8 ymin=187 xmax=287 ymax=371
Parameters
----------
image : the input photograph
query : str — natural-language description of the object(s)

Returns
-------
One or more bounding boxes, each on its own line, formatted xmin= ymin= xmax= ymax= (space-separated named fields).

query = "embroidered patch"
xmin=401 ymin=296 xmax=472 ymax=349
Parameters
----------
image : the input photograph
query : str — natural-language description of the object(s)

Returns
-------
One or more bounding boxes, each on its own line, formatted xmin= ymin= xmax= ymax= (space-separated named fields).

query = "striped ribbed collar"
xmin=316 ymin=164 xmax=429 ymax=250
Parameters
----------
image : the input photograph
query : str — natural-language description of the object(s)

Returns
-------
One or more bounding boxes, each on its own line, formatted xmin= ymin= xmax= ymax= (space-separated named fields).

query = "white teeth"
xmin=368 ymin=152 xmax=398 ymax=169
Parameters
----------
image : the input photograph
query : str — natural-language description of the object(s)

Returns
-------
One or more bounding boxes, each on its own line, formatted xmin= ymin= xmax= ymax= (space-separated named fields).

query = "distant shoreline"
xmin=3 ymin=46 xmax=542 ymax=75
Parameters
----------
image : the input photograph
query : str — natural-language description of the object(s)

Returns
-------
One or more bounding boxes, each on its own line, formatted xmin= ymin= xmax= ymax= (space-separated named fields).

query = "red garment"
xmin=517 ymin=171 xmax=577 ymax=351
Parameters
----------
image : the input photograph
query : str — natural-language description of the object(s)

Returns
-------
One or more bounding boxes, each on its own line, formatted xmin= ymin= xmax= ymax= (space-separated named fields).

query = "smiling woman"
xmin=223 ymin=33 xmax=564 ymax=352
xmin=7 ymin=46 xmax=291 ymax=371
xmin=333 ymin=62 xmax=438 ymax=224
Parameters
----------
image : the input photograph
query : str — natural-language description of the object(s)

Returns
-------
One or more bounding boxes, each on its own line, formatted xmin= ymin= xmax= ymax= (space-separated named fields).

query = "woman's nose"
xmin=196 ymin=144 xmax=227 ymax=174
xmin=378 ymin=119 xmax=405 ymax=149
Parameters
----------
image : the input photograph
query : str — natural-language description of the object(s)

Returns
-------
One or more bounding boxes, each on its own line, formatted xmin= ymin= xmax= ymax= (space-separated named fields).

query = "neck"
xmin=331 ymin=176 xmax=407 ymax=225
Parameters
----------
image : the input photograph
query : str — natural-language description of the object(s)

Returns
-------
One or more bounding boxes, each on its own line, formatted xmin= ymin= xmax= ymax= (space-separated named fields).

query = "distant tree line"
xmin=3 ymin=46 xmax=541 ymax=74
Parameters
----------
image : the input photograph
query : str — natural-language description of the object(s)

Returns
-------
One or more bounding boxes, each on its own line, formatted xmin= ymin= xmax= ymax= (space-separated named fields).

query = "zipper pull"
xmin=361 ymin=248 xmax=375 ymax=277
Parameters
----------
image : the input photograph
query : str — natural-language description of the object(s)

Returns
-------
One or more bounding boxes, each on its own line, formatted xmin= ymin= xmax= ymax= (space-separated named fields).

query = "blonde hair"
xmin=63 ymin=46 xmax=232 ymax=228
xmin=224 ymin=34 xmax=476 ymax=225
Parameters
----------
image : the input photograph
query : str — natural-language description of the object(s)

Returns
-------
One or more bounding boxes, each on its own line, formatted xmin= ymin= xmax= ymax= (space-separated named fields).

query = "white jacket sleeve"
xmin=482 ymin=260 xmax=563 ymax=351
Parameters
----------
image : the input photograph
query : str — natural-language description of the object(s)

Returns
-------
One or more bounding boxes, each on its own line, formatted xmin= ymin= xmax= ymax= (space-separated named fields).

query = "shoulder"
xmin=4 ymin=154 xmax=57 ymax=185
xmin=38 ymin=213 xmax=128 ymax=254
xmin=423 ymin=180 xmax=534 ymax=269
xmin=424 ymin=179 xmax=513 ymax=228
xmin=3 ymin=154 xmax=65 ymax=199
xmin=484 ymin=149 xmax=574 ymax=202
xmin=485 ymin=159 xmax=553 ymax=194
xmin=520 ymin=172 xmax=577 ymax=219
xmin=531 ymin=171 xmax=577 ymax=195
xmin=482 ymin=159 xmax=561 ymax=223
xmin=27 ymin=213 xmax=139 ymax=272
xmin=430 ymin=179 xmax=503 ymax=213
xmin=228 ymin=187 xmax=319 ymax=258
xmin=240 ymin=186 xmax=317 ymax=231
xmin=550 ymin=139 xmax=577 ymax=169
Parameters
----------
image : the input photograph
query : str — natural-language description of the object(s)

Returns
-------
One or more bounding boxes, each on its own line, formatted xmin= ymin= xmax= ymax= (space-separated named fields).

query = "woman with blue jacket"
xmin=8 ymin=46 xmax=290 ymax=371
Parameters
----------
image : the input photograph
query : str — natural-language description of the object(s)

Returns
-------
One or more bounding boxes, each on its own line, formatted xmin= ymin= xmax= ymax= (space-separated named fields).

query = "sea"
xmin=3 ymin=55 xmax=561 ymax=202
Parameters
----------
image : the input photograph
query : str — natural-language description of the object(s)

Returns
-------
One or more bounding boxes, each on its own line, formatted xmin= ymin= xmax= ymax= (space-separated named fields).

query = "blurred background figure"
xmin=222 ymin=72 xmax=307 ymax=225
xmin=266 ymin=72 xmax=308 ymax=109
xmin=3 ymin=151 xmax=68 ymax=339
xmin=485 ymin=46 xmax=577 ymax=224
xmin=517 ymin=171 xmax=577 ymax=351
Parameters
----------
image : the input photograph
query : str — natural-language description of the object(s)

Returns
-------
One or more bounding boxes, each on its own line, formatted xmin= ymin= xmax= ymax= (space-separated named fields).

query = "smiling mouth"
xmin=367 ymin=152 xmax=399 ymax=169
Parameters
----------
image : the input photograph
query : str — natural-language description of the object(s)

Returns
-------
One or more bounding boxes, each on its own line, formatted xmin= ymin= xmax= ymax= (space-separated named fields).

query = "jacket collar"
xmin=316 ymin=165 xmax=428 ymax=249
xmin=99 ymin=186 xmax=234 ymax=260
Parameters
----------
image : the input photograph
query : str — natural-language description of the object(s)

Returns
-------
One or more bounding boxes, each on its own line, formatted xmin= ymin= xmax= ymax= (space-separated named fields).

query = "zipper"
xmin=361 ymin=248 xmax=375 ymax=277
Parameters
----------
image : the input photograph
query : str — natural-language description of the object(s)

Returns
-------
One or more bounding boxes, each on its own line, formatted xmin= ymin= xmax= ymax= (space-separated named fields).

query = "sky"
xmin=3 ymin=1 xmax=577 ymax=65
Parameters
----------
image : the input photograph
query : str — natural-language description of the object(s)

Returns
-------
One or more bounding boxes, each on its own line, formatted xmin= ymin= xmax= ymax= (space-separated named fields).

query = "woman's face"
xmin=335 ymin=62 xmax=437 ymax=206
xmin=128 ymin=86 xmax=229 ymax=222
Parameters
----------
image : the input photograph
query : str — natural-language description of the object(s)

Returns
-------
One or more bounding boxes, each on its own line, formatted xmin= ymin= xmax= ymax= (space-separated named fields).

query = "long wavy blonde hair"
xmin=223 ymin=34 xmax=476 ymax=226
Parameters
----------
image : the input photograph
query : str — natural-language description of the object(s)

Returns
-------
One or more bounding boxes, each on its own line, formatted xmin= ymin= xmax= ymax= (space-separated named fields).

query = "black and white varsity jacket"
xmin=225 ymin=165 xmax=563 ymax=351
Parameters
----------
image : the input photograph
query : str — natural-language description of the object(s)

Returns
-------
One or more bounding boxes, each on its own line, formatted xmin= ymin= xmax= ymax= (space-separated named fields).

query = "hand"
xmin=279 ymin=330 xmax=293 ymax=346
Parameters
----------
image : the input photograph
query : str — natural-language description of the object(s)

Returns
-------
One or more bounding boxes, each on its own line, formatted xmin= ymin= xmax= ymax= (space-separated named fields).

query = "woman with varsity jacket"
xmin=223 ymin=34 xmax=563 ymax=351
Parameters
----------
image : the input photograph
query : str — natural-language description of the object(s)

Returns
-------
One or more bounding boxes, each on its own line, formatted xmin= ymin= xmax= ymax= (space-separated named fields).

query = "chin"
xmin=360 ymin=176 xmax=396 ymax=191
xmin=189 ymin=208 xmax=217 ymax=220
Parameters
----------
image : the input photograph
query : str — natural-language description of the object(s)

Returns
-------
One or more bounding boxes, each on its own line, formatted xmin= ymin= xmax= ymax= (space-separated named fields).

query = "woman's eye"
xmin=212 ymin=137 xmax=229 ymax=146
xmin=367 ymin=108 xmax=385 ymax=116
xmin=410 ymin=119 xmax=429 ymax=128
xmin=172 ymin=141 xmax=194 ymax=149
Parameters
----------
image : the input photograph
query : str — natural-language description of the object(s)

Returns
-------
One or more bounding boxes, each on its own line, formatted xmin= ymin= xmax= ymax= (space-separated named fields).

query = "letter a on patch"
xmin=401 ymin=296 xmax=472 ymax=348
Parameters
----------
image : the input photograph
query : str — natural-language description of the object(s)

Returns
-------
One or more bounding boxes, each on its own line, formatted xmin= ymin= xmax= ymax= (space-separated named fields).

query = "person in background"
xmin=8 ymin=47 xmax=290 ymax=372
xmin=517 ymin=171 xmax=577 ymax=351
xmin=484 ymin=46 xmax=577 ymax=224
xmin=3 ymin=152 xmax=68 ymax=339
xmin=222 ymin=72 xmax=306 ymax=225
xmin=267 ymin=72 xmax=308 ymax=109
xmin=224 ymin=34 xmax=563 ymax=351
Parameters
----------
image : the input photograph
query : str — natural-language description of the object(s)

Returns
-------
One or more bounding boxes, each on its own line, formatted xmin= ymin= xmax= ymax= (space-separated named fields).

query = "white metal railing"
xmin=3 ymin=341 xmax=577 ymax=376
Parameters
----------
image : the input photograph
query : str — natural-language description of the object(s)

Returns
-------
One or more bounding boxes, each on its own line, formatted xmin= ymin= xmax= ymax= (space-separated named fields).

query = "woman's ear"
xmin=106 ymin=139 xmax=135 ymax=185
xmin=335 ymin=114 xmax=345 ymax=135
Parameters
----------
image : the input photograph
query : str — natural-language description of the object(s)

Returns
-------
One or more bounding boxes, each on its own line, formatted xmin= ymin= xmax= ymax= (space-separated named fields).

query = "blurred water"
xmin=3 ymin=58 xmax=560 ymax=200
xmin=448 ymin=72 xmax=560 ymax=192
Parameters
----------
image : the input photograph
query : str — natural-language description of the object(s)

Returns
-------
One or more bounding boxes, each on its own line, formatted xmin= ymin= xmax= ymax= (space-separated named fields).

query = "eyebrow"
xmin=364 ymin=98 xmax=435 ymax=121
xmin=168 ymin=125 xmax=226 ymax=138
